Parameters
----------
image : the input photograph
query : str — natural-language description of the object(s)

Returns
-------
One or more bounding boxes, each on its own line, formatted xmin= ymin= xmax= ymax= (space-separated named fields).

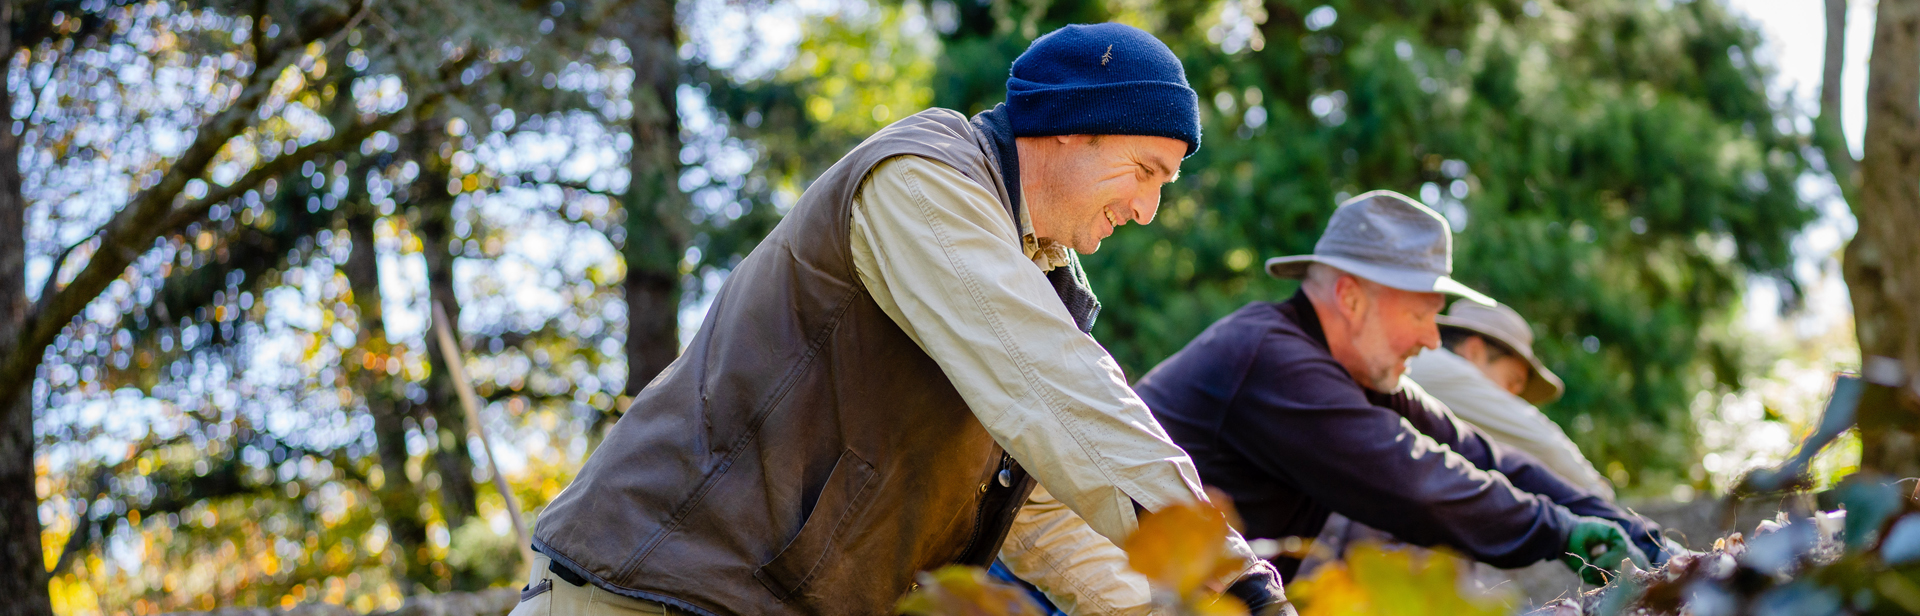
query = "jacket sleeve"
xmin=999 ymin=485 xmax=1156 ymax=616
xmin=1405 ymin=351 xmax=1617 ymax=499
xmin=846 ymin=155 xmax=1254 ymax=569
xmin=1385 ymin=382 xmax=1667 ymax=561
xmin=1219 ymin=335 xmax=1578 ymax=568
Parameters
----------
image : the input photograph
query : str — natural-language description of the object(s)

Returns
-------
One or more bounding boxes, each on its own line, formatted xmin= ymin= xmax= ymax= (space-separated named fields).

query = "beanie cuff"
xmin=1006 ymin=79 xmax=1201 ymax=156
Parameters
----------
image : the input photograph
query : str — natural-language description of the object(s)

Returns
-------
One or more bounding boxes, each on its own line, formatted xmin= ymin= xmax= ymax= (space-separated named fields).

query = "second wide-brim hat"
xmin=1266 ymin=190 xmax=1494 ymax=307
xmin=1436 ymin=300 xmax=1566 ymax=404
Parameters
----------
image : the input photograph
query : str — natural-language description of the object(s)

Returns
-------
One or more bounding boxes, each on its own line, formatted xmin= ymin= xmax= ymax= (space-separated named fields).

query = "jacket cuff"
xmin=1225 ymin=560 xmax=1294 ymax=616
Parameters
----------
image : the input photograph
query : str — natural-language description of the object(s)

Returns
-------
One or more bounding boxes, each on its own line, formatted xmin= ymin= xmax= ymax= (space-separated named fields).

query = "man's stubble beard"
xmin=1355 ymin=324 xmax=1409 ymax=393
xmin=1366 ymin=363 xmax=1404 ymax=393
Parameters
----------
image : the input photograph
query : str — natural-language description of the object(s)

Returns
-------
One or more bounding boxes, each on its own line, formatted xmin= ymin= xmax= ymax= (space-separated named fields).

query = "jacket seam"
xmin=612 ymin=284 xmax=864 ymax=581
xmin=948 ymin=449 xmax=1002 ymax=565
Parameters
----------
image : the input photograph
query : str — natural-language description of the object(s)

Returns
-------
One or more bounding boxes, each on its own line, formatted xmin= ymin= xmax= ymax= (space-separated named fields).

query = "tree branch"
xmin=0 ymin=3 xmax=365 ymax=416
xmin=30 ymin=232 xmax=96 ymax=315
xmin=0 ymin=3 xmax=456 ymax=423
xmin=46 ymin=467 xmax=111 ymax=577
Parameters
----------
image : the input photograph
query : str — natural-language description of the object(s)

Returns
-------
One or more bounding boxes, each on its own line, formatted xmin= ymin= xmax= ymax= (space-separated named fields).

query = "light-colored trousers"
xmin=508 ymin=554 xmax=678 ymax=616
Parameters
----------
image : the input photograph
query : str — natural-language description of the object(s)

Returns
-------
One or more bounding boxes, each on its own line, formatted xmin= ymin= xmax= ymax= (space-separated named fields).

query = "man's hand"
xmin=1559 ymin=517 xmax=1650 ymax=585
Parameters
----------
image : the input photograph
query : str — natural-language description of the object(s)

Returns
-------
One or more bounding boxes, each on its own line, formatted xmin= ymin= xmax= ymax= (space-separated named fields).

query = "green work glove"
xmin=1559 ymin=516 xmax=1650 ymax=586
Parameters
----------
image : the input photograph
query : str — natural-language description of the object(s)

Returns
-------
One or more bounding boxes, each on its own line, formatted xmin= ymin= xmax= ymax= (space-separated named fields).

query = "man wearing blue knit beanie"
xmin=517 ymin=21 xmax=1291 ymax=616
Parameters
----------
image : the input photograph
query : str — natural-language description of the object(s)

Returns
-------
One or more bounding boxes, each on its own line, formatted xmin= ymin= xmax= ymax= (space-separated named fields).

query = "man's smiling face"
xmin=1022 ymin=134 xmax=1186 ymax=254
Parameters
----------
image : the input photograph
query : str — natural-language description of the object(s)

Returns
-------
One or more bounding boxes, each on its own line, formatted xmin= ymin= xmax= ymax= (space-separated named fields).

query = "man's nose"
xmin=1131 ymin=191 xmax=1161 ymax=226
xmin=1418 ymin=324 xmax=1441 ymax=350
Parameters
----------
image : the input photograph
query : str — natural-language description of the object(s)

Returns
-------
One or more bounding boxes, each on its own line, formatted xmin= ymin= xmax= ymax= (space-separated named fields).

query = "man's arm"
xmin=1384 ymin=381 xmax=1668 ymax=562
xmin=1220 ymin=336 xmax=1577 ymax=568
xmin=1406 ymin=351 xmax=1617 ymax=498
xmin=847 ymin=155 xmax=1263 ymax=576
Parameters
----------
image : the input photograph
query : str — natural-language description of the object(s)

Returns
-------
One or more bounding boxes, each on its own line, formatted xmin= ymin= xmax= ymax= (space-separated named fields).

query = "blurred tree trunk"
xmin=1850 ymin=0 xmax=1920 ymax=479
xmin=1818 ymin=0 xmax=1859 ymax=203
xmin=407 ymin=129 xmax=481 ymax=532
xmin=609 ymin=0 xmax=687 ymax=431
xmin=343 ymin=208 xmax=437 ymax=593
xmin=0 ymin=4 xmax=54 ymax=614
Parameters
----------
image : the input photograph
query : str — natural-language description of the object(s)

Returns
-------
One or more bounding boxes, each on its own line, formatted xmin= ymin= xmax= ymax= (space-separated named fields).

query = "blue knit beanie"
xmin=1007 ymin=23 xmax=1201 ymax=157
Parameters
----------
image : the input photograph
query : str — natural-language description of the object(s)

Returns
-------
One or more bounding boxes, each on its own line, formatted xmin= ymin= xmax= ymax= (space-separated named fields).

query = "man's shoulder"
xmin=1406 ymin=350 xmax=1491 ymax=393
xmin=1214 ymin=301 xmax=1295 ymax=333
xmin=850 ymin=110 xmax=995 ymax=192
xmin=1147 ymin=301 xmax=1324 ymax=380
xmin=866 ymin=108 xmax=977 ymax=148
xmin=1212 ymin=301 xmax=1334 ymax=364
xmin=1405 ymin=350 xmax=1534 ymax=411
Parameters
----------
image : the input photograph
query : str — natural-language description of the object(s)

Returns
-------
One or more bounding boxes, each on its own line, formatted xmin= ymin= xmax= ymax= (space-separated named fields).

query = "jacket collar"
xmin=970 ymin=103 xmax=1102 ymax=334
xmin=969 ymin=104 xmax=1024 ymax=229
xmin=1282 ymin=289 xmax=1330 ymax=352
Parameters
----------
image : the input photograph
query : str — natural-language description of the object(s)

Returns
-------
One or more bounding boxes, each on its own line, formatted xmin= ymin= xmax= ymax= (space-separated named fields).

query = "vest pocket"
xmin=754 ymin=448 xmax=877 ymax=600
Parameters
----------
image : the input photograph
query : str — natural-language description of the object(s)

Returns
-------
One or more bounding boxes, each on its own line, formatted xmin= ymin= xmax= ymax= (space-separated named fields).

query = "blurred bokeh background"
xmin=0 ymin=0 xmax=1882 ymax=612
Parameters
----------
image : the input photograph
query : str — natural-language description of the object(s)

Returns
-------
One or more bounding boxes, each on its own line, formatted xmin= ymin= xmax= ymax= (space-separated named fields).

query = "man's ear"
xmin=1453 ymin=334 xmax=1486 ymax=364
xmin=1335 ymin=274 xmax=1368 ymax=322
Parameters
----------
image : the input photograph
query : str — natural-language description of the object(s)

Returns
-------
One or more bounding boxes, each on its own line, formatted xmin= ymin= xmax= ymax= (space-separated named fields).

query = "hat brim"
xmin=1265 ymin=254 xmax=1496 ymax=307
xmin=1435 ymin=318 xmax=1566 ymax=404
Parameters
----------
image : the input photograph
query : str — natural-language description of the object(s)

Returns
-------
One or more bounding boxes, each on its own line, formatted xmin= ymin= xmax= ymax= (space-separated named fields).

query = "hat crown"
xmin=1313 ymin=190 xmax=1454 ymax=278
xmin=1004 ymin=23 xmax=1202 ymax=156
xmin=1446 ymin=301 xmax=1535 ymax=351
xmin=1011 ymin=23 xmax=1188 ymax=88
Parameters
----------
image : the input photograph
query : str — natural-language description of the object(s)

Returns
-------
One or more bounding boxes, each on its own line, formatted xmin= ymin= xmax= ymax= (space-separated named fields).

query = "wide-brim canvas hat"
xmin=1266 ymin=190 xmax=1495 ymax=307
xmin=1436 ymin=300 xmax=1566 ymax=404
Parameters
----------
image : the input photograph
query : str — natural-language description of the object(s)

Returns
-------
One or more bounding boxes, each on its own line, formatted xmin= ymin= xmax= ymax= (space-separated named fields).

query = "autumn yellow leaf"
xmin=1288 ymin=542 xmax=1513 ymax=616
xmin=1124 ymin=497 xmax=1231 ymax=595
xmin=897 ymin=565 xmax=1048 ymax=616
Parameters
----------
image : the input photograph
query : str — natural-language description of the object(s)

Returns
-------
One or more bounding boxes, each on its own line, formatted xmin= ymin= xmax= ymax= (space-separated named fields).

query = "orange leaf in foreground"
xmin=896 ymin=565 xmax=1048 ymax=616
xmin=1123 ymin=496 xmax=1231 ymax=596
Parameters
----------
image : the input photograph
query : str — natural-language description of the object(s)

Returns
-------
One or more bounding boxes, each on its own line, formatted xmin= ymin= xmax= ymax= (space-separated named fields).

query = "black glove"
xmin=1225 ymin=561 xmax=1297 ymax=616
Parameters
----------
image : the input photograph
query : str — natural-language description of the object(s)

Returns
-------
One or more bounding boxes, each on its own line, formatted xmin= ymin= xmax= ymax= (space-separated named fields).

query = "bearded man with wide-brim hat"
xmin=1133 ymin=190 xmax=1671 ymax=587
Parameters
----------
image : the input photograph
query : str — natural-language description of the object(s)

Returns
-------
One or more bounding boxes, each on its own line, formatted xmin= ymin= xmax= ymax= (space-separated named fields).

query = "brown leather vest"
xmin=533 ymin=108 xmax=1066 ymax=615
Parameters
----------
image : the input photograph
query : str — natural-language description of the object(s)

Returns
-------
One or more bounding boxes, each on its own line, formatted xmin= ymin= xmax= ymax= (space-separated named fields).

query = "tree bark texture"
xmin=612 ymin=0 xmax=688 ymax=406
xmin=1850 ymin=0 xmax=1920 ymax=479
xmin=344 ymin=209 xmax=437 ymax=593
xmin=0 ymin=2 xmax=55 ymax=613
